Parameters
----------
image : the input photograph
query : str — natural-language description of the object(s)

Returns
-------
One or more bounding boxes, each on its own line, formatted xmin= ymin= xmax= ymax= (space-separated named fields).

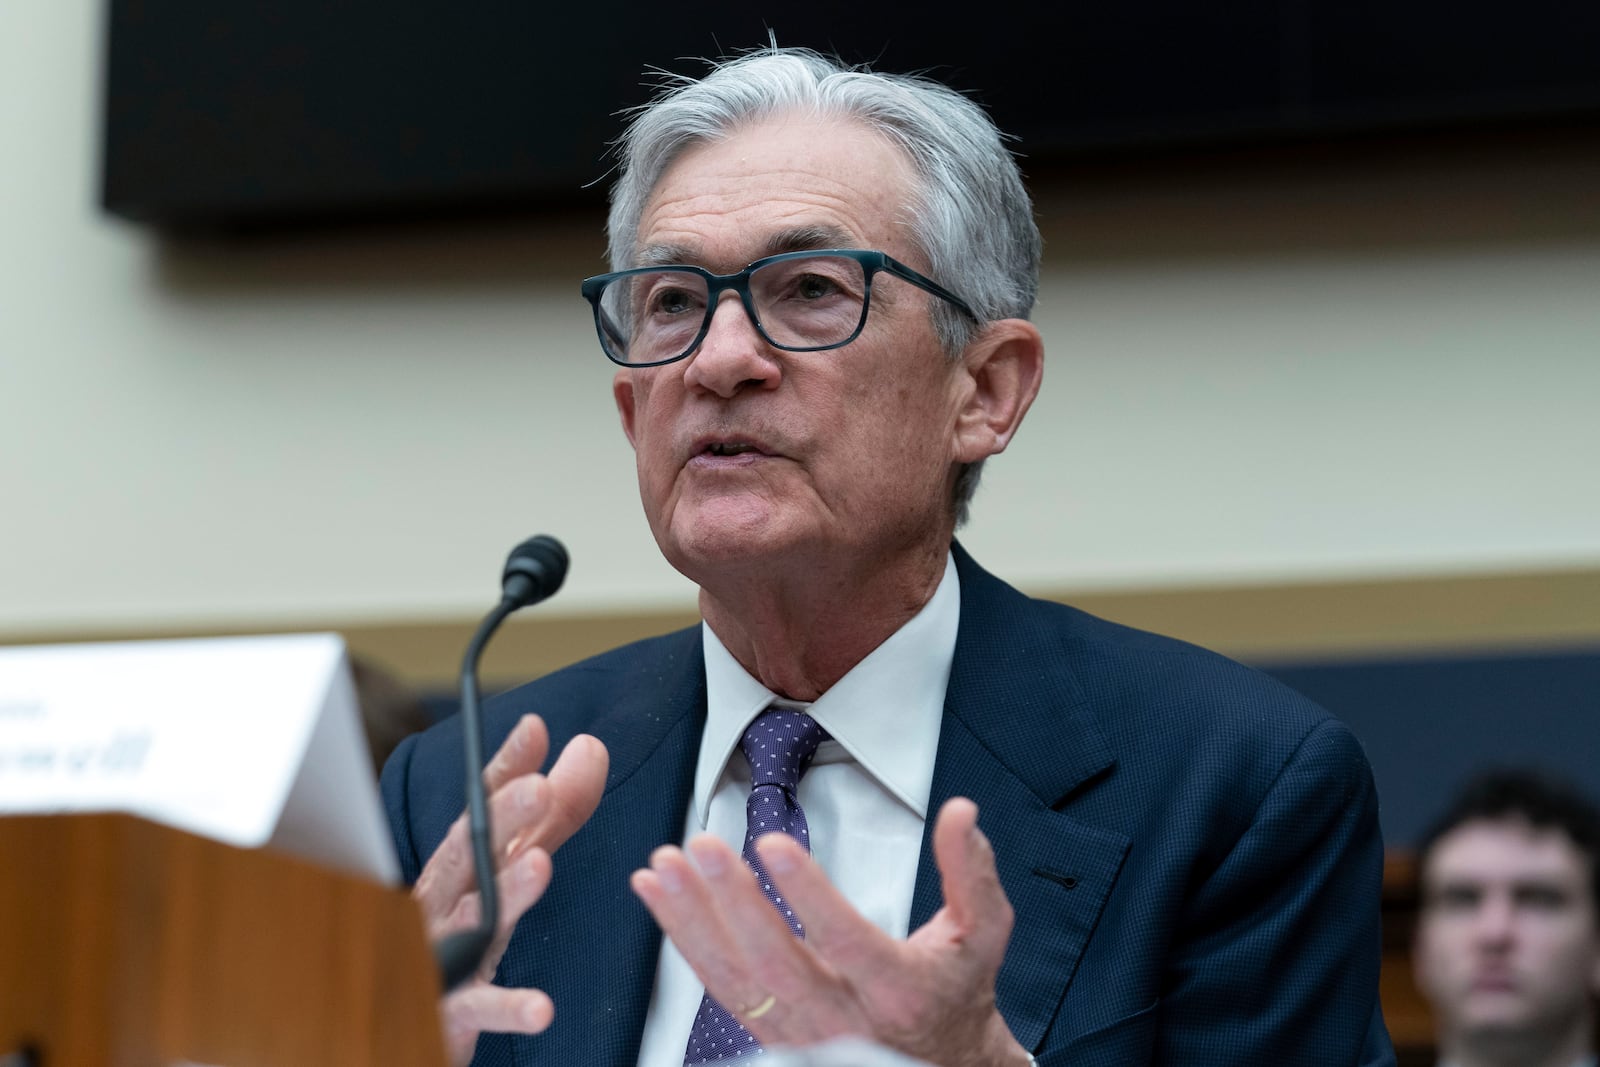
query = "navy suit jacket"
xmin=383 ymin=545 xmax=1396 ymax=1066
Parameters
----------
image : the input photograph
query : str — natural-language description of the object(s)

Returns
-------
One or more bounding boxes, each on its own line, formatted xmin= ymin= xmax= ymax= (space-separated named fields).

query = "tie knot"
xmin=739 ymin=708 xmax=828 ymax=790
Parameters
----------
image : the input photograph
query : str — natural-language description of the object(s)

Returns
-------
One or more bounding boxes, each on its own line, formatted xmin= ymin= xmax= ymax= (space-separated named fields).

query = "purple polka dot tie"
xmin=683 ymin=708 xmax=830 ymax=1063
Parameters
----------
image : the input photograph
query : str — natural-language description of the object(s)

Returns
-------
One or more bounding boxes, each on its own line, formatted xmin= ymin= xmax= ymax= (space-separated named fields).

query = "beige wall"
xmin=4 ymin=1 xmax=1599 ymax=643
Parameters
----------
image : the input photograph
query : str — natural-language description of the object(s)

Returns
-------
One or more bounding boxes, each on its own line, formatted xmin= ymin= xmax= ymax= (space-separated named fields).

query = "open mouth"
xmin=704 ymin=441 xmax=762 ymax=457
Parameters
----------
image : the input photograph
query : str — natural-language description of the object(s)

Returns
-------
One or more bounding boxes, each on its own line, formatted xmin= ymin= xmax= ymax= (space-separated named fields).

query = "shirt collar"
xmin=694 ymin=552 xmax=960 ymax=828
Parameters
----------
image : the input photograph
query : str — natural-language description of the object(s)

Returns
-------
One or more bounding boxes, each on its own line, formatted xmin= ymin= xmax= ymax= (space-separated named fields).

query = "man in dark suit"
xmin=383 ymin=47 xmax=1394 ymax=1066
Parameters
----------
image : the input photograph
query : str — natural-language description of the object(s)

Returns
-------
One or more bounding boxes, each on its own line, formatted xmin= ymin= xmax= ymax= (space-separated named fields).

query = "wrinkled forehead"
xmin=633 ymin=113 xmax=924 ymax=269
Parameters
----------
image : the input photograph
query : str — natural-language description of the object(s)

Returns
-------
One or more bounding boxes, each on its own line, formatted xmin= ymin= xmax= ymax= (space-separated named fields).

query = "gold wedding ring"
xmin=742 ymin=994 xmax=777 ymax=1020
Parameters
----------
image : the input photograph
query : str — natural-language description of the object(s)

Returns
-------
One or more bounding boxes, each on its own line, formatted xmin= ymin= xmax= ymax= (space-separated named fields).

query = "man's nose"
xmin=1472 ymin=894 xmax=1518 ymax=946
xmin=681 ymin=293 xmax=782 ymax=398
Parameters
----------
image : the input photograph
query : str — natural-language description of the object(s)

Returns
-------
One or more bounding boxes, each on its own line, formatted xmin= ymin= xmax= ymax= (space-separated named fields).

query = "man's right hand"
xmin=411 ymin=713 xmax=609 ymax=1066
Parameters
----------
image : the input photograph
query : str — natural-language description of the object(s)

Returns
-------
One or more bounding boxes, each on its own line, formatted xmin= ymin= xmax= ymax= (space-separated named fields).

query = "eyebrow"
xmin=634 ymin=225 xmax=860 ymax=271
xmin=635 ymin=244 xmax=695 ymax=268
xmin=762 ymin=225 xmax=856 ymax=257
xmin=1427 ymin=874 xmax=1579 ymax=896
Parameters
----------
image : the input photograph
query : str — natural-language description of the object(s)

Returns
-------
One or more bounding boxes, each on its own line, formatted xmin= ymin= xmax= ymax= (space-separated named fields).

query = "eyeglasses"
xmin=580 ymin=249 xmax=979 ymax=368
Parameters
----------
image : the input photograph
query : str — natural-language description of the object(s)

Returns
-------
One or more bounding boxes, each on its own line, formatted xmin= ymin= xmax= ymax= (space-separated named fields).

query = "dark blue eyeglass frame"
xmin=580 ymin=248 xmax=981 ymax=368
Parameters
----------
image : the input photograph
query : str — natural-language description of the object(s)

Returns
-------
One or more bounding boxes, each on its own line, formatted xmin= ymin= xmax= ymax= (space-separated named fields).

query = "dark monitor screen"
xmin=102 ymin=1 xmax=1600 ymax=230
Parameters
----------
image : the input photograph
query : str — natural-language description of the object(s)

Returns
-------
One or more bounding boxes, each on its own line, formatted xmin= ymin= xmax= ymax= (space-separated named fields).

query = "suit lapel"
xmin=512 ymin=629 xmax=708 ymax=1067
xmin=912 ymin=546 xmax=1131 ymax=1053
xmin=517 ymin=549 xmax=1128 ymax=1061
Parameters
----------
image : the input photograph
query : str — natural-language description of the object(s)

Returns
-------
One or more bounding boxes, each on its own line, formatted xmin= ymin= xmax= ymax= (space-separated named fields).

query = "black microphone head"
xmin=501 ymin=534 xmax=568 ymax=609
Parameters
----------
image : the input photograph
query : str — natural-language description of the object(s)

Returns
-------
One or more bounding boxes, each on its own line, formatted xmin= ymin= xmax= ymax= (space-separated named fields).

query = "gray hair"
xmin=606 ymin=46 xmax=1042 ymax=525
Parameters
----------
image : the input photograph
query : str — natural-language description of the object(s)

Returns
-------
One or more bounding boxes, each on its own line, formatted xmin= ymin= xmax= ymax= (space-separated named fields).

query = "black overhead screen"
xmin=100 ymin=1 xmax=1600 ymax=231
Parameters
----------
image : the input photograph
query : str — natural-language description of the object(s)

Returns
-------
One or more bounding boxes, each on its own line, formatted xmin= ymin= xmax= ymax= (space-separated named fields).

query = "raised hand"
xmin=412 ymin=714 xmax=609 ymax=1065
xmin=631 ymin=797 xmax=1031 ymax=1067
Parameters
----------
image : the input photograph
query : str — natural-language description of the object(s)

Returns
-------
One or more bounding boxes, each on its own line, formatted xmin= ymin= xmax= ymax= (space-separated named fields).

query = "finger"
xmin=930 ymin=798 xmax=1012 ymax=958
xmin=684 ymin=833 xmax=862 ymax=1050
xmin=483 ymin=714 xmax=551 ymax=794
xmin=440 ymin=982 xmax=553 ymax=1064
xmin=495 ymin=733 xmax=608 ymax=863
xmin=415 ymin=774 xmax=541 ymax=927
xmin=414 ymin=813 xmax=479 ymax=926
xmin=688 ymin=834 xmax=819 ymax=983
xmin=478 ymin=846 xmax=554 ymax=981
xmin=529 ymin=733 xmax=609 ymax=852
xmin=631 ymin=842 xmax=765 ymax=1003
xmin=417 ymin=733 xmax=608 ymax=927
xmin=755 ymin=833 xmax=898 ymax=975
xmin=495 ymin=847 xmax=553 ymax=941
xmin=414 ymin=716 xmax=552 ymax=923
xmin=430 ymin=847 xmax=555 ymax=959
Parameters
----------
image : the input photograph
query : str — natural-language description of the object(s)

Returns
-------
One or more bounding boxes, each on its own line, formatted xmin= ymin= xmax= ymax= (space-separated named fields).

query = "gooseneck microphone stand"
xmin=434 ymin=535 xmax=569 ymax=992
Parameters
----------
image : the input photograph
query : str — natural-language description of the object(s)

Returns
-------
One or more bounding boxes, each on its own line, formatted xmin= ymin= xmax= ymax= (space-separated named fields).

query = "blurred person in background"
xmin=349 ymin=655 xmax=435 ymax=774
xmin=1414 ymin=768 xmax=1600 ymax=1067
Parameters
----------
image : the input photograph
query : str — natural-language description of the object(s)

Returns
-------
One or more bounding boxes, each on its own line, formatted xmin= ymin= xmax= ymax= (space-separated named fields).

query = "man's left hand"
xmin=630 ymin=797 xmax=1031 ymax=1067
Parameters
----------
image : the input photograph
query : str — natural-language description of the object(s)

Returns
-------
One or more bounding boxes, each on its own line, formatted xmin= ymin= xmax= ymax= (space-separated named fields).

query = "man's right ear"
xmin=613 ymin=370 xmax=640 ymax=449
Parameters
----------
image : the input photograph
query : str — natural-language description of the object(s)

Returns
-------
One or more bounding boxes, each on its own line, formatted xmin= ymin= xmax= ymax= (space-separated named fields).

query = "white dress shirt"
xmin=634 ymin=554 xmax=960 ymax=1066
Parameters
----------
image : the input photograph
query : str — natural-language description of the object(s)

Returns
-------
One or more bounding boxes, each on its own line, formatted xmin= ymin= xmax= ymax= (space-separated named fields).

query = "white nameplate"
xmin=0 ymin=633 xmax=399 ymax=884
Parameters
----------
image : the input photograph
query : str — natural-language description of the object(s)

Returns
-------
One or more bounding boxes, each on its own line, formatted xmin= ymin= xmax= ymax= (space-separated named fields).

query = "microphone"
xmin=434 ymin=535 xmax=569 ymax=992
xmin=500 ymin=534 xmax=569 ymax=611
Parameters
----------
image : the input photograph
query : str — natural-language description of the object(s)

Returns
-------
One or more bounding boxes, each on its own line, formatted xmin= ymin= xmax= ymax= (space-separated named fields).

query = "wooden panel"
xmin=0 ymin=825 xmax=1443 ymax=1058
xmin=5 ymin=566 xmax=1597 ymax=691
xmin=0 ymin=814 xmax=445 ymax=1067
